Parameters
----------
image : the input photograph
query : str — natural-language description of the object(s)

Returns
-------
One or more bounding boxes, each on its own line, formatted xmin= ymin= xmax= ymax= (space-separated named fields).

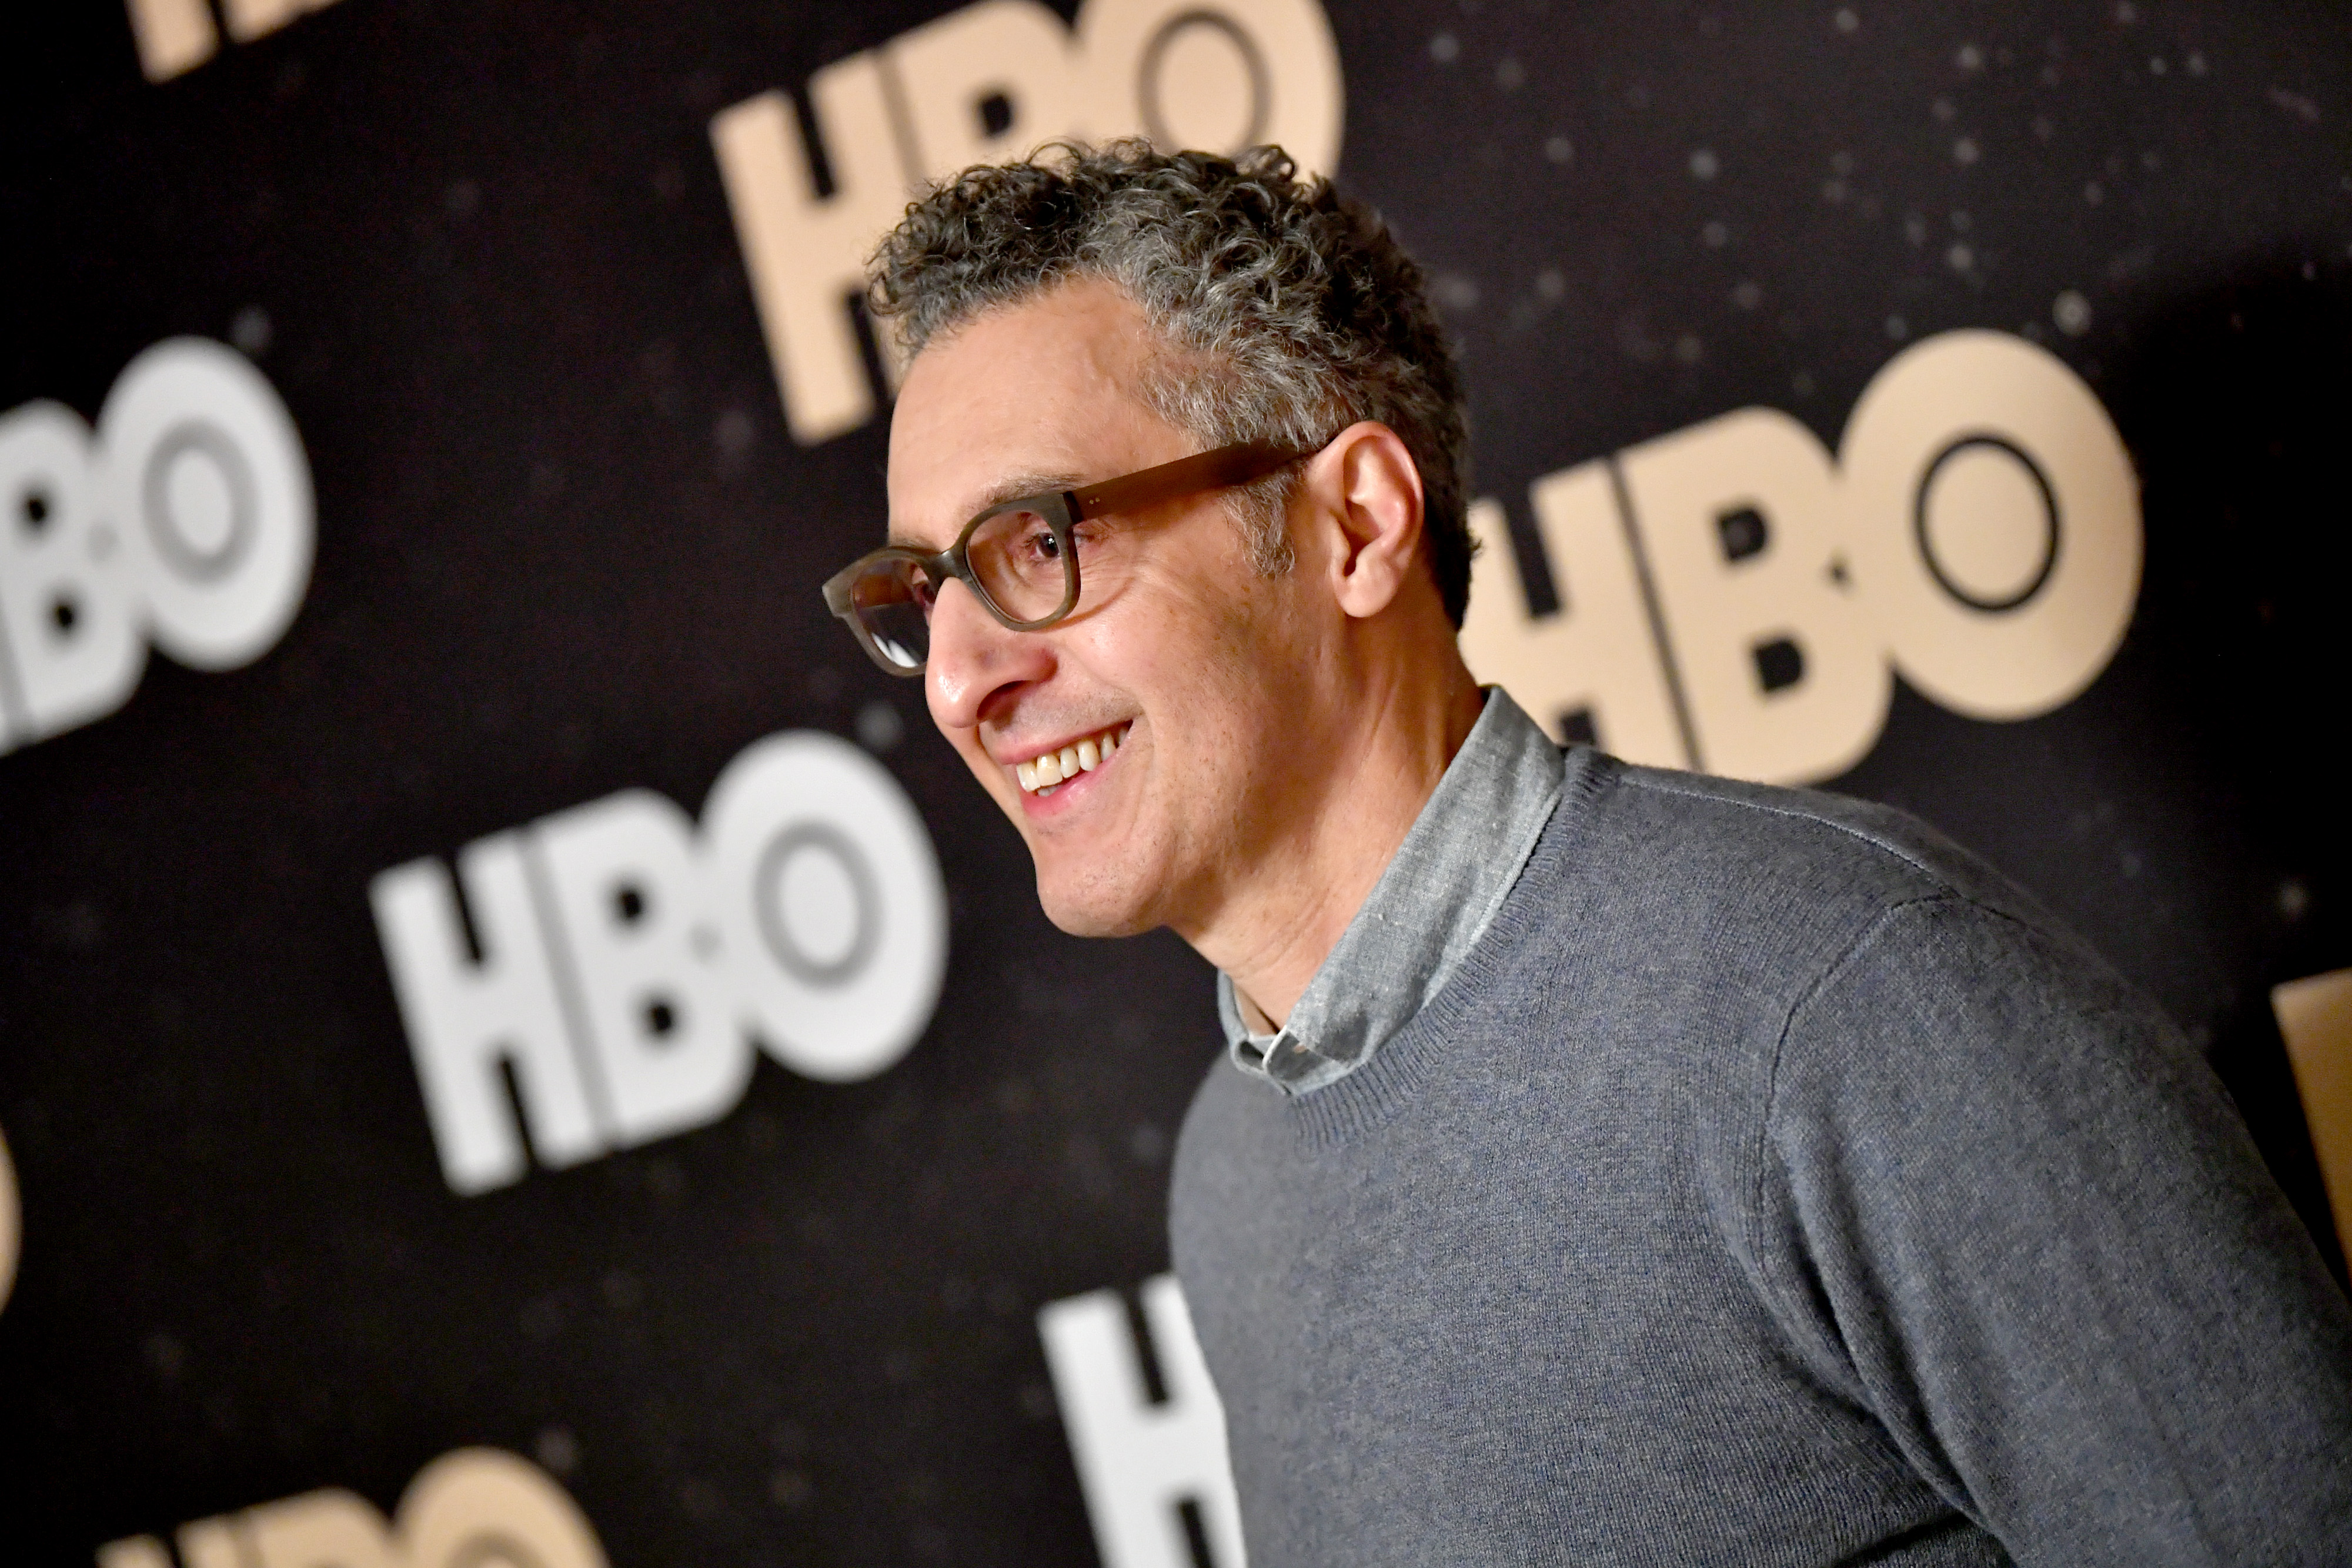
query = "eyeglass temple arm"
xmin=1068 ymin=442 xmax=1304 ymax=520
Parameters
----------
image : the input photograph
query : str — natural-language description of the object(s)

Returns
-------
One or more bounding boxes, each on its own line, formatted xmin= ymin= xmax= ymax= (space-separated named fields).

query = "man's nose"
xmin=926 ymin=579 xmax=1055 ymax=733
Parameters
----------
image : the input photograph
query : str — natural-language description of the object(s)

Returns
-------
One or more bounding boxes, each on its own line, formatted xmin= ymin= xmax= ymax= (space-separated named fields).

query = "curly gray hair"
xmin=867 ymin=141 xmax=1476 ymax=627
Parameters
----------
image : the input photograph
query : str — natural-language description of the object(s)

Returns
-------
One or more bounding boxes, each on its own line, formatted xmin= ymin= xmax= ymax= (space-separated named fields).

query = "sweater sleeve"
xmin=1753 ymin=893 xmax=2352 ymax=1566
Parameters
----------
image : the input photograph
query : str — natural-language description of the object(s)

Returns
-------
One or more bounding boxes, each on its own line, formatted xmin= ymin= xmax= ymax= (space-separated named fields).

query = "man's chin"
xmin=1034 ymin=868 xmax=1157 ymax=940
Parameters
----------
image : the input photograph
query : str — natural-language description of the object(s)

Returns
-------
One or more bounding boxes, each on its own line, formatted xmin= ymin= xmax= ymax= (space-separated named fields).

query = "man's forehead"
xmin=885 ymin=285 xmax=1173 ymax=541
xmin=884 ymin=465 xmax=1083 ymax=549
xmin=885 ymin=412 xmax=1098 ymax=547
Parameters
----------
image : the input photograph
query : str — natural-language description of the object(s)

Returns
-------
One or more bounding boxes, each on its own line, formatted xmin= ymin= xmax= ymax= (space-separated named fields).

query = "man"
xmin=826 ymin=143 xmax=2352 ymax=1563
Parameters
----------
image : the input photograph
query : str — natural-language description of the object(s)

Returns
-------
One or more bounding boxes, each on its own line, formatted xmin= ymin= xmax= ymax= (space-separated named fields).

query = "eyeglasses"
xmin=822 ymin=440 xmax=1311 ymax=677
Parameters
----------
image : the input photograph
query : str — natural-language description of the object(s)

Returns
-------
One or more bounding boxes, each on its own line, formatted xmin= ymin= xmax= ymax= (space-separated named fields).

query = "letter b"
xmin=244 ymin=1490 xmax=395 ymax=1568
xmin=534 ymin=791 xmax=753 ymax=1149
xmin=1619 ymin=408 xmax=1889 ymax=784
xmin=0 ymin=403 xmax=144 ymax=751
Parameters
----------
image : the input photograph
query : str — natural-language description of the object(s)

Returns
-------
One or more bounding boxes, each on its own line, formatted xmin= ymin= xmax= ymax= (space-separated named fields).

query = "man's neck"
xmin=1184 ymin=660 xmax=1486 ymax=1031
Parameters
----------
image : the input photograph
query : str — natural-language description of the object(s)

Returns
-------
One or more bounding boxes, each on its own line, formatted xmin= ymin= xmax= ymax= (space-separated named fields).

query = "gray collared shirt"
xmin=1217 ymin=687 xmax=1566 ymax=1095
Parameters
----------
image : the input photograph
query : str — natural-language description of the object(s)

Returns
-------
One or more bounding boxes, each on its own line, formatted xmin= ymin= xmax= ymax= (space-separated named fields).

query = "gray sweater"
xmin=1170 ymin=751 xmax=2352 ymax=1566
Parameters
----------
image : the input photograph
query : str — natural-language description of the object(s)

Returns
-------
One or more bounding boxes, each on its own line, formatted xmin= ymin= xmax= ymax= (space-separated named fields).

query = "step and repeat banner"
xmin=6 ymin=0 xmax=2350 ymax=1562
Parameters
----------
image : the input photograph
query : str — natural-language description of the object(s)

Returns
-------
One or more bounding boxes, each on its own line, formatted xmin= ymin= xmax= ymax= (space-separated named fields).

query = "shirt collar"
xmin=1218 ymin=688 xmax=1566 ymax=1094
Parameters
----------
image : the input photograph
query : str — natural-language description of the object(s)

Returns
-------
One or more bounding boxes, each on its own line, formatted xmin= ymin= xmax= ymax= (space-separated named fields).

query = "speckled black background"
xmin=4 ymin=1 xmax=2349 ymax=1562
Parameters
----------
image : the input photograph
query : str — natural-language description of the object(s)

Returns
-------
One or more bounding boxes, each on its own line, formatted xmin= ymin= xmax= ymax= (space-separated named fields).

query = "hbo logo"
xmin=713 ymin=0 xmax=1342 ymax=443
xmin=1463 ymin=330 xmax=2141 ymax=785
xmin=99 ymin=1447 xmax=603 ymax=1568
xmin=372 ymin=731 xmax=947 ymax=1195
xmin=0 ymin=339 xmax=312 ymax=755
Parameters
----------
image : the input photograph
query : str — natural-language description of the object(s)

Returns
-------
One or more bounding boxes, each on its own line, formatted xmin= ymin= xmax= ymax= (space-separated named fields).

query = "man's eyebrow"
xmin=886 ymin=470 xmax=1083 ymax=549
xmin=977 ymin=470 xmax=1083 ymax=509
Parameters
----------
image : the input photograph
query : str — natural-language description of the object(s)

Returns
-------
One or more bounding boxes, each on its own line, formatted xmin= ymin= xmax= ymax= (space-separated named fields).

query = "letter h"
xmin=369 ymin=837 xmax=606 ymax=1195
xmin=1038 ymin=1275 xmax=1247 ymax=1568
xmin=710 ymin=54 xmax=916 ymax=446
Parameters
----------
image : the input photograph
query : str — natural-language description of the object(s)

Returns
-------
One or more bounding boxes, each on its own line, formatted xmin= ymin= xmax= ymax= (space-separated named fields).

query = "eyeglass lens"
xmin=848 ymin=504 xmax=1077 ymax=672
xmin=847 ymin=560 xmax=933 ymax=673
xmin=963 ymin=504 xmax=1075 ymax=623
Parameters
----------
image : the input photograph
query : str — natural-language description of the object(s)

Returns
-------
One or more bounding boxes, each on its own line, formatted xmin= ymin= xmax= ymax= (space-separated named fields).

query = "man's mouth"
xmin=1014 ymin=721 xmax=1132 ymax=797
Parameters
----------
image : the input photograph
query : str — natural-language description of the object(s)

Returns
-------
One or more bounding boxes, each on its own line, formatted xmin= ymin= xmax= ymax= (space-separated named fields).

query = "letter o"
xmin=99 ymin=338 xmax=315 ymax=671
xmin=1836 ymin=330 xmax=2140 ymax=720
xmin=1075 ymin=0 xmax=1344 ymax=176
xmin=701 ymin=731 xmax=947 ymax=1083
xmin=397 ymin=1449 xmax=606 ymax=1568
xmin=1 ymin=1124 xmax=18 ymax=1315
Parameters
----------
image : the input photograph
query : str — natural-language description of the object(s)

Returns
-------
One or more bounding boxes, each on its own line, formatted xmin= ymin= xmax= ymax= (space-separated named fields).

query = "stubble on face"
xmin=887 ymin=280 xmax=1330 ymax=945
xmin=1042 ymin=542 xmax=1310 ymax=941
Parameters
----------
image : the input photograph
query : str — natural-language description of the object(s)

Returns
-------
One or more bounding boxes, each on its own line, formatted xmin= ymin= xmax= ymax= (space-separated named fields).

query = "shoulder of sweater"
xmin=1470 ymin=751 xmax=2089 ymax=1051
xmin=1571 ymin=752 xmax=2053 ymax=927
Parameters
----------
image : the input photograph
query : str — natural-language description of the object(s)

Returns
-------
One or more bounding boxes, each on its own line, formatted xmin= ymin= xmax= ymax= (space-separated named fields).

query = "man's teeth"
xmin=1015 ymin=723 xmax=1128 ymax=795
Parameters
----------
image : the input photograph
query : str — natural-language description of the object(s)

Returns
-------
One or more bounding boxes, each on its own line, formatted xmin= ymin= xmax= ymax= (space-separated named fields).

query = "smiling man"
xmin=826 ymin=143 xmax=2352 ymax=1564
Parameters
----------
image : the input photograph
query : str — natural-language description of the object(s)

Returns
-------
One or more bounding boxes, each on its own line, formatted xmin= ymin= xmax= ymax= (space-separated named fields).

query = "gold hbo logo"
xmin=98 ymin=1449 xmax=604 ymax=1568
xmin=1 ymin=339 xmax=313 ymax=758
xmin=1464 ymin=330 xmax=2140 ymax=785
xmin=712 ymin=0 xmax=1344 ymax=444
xmin=372 ymin=733 xmax=947 ymax=1195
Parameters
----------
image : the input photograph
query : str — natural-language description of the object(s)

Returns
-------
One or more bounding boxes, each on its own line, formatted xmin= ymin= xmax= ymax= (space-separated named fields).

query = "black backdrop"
xmin=5 ymin=1 xmax=2350 ymax=1562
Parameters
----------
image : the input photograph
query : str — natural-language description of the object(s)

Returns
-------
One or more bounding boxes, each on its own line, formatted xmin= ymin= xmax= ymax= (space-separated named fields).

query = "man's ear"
xmin=1305 ymin=422 xmax=1426 ymax=621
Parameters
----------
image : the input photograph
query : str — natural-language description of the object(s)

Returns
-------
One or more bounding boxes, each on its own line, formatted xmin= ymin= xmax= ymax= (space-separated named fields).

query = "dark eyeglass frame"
xmin=822 ymin=439 xmax=1312 ymax=677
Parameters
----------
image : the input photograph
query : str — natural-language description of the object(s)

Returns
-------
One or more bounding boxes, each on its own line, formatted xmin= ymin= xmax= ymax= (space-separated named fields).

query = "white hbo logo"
xmin=0 ymin=339 xmax=313 ymax=756
xmin=372 ymin=732 xmax=948 ymax=1195
xmin=711 ymin=0 xmax=1343 ymax=444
